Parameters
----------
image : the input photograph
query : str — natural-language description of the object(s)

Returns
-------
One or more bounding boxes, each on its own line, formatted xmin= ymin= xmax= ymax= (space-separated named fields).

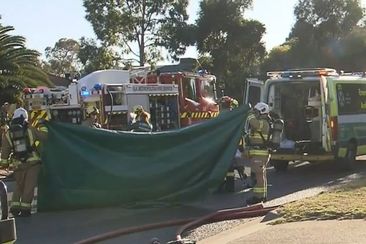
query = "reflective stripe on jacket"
xmin=248 ymin=149 xmax=269 ymax=157
xmin=246 ymin=113 xmax=270 ymax=147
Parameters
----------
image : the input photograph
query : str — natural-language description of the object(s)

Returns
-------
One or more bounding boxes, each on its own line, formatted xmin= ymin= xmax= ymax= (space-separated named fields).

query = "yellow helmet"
xmin=86 ymin=106 xmax=99 ymax=115
xmin=133 ymin=105 xmax=143 ymax=113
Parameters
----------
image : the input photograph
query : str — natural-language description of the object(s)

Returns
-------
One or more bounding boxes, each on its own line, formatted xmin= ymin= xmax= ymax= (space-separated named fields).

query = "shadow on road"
xmin=268 ymin=159 xmax=366 ymax=201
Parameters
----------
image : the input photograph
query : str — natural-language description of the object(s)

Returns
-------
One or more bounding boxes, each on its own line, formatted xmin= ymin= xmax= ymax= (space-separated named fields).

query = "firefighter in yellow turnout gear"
xmin=245 ymin=102 xmax=271 ymax=205
xmin=0 ymin=107 xmax=47 ymax=217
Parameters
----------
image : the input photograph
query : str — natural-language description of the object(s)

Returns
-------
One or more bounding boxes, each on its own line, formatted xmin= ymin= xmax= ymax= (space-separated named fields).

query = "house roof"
xmin=48 ymin=74 xmax=71 ymax=88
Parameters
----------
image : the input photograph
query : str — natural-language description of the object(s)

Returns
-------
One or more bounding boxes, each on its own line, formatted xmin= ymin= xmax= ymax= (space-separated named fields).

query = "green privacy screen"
xmin=37 ymin=106 xmax=250 ymax=211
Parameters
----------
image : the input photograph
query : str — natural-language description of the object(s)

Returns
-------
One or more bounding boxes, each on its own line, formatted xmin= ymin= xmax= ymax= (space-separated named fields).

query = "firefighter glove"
xmin=0 ymin=159 xmax=9 ymax=169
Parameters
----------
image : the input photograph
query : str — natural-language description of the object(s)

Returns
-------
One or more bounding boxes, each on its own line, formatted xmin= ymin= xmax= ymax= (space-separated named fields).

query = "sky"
xmin=1 ymin=0 xmax=365 ymax=61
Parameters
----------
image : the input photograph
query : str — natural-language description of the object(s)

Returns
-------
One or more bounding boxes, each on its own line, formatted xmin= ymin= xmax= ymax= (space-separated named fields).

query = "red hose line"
xmin=75 ymin=204 xmax=279 ymax=244
xmin=176 ymin=203 xmax=265 ymax=240
xmin=75 ymin=218 xmax=195 ymax=244
xmin=211 ymin=206 xmax=279 ymax=222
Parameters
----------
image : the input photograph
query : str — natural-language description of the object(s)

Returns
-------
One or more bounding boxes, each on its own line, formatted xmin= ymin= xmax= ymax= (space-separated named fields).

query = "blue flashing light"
xmin=81 ymin=91 xmax=90 ymax=96
xmin=93 ymin=83 xmax=102 ymax=91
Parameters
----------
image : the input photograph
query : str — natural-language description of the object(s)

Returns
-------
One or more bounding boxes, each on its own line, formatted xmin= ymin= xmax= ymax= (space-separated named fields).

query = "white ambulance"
xmin=244 ymin=68 xmax=366 ymax=170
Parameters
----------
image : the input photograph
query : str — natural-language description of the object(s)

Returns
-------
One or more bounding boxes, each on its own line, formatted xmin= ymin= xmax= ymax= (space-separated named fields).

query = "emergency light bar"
xmin=267 ymin=68 xmax=338 ymax=79
xmin=81 ymin=91 xmax=90 ymax=96
xmin=340 ymin=71 xmax=366 ymax=77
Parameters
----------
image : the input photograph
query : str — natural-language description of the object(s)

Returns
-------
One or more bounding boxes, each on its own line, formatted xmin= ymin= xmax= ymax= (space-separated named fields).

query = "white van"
xmin=244 ymin=68 xmax=366 ymax=171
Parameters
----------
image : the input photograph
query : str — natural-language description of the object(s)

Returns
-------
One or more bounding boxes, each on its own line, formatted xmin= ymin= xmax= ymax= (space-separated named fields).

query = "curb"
xmin=198 ymin=210 xmax=281 ymax=244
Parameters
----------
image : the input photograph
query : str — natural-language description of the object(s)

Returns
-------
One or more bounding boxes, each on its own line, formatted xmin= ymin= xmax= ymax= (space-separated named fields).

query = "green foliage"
xmin=0 ymin=24 xmax=51 ymax=102
xmin=337 ymin=27 xmax=366 ymax=71
xmin=263 ymin=0 xmax=366 ymax=73
xmin=83 ymin=0 xmax=189 ymax=66
xmin=292 ymin=0 xmax=363 ymax=40
xmin=195 ymin=0 xmax=265 ymax=101
xmin=78 ymin=37 xmax=122 ymax=75
xmin=45 ymin=38 xmax=81 ymax=76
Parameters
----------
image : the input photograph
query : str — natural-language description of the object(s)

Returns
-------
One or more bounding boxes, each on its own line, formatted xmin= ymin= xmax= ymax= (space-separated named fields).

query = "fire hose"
xmin=75 ymin=203 xmax=279 ymax=244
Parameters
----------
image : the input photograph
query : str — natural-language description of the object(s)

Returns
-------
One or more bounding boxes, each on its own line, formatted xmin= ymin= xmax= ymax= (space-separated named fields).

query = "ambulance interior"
xmin=267 ymin=80 xmax=322 ymax=150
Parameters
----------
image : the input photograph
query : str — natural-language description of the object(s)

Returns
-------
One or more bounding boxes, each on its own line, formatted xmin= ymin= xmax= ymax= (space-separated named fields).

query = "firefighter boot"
xmin=246 ymin=196 xmax=266 ymax=205
xmin=19 ymin=209 xmax=31 ymax=217
xmin=225 ymin=169 xmax=235 ymax=192
xmin=9 ymin=208 xmax=21 ymax=217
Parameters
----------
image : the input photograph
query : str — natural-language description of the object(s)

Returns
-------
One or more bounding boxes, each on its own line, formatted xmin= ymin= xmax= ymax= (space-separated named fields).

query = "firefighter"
xmin=244 ymin=102 xmax=271 ymax=205
xmin=0 ymin=102 xmax=10 ymax=147
xmin=219 ymin=96 xmax=239 ymax=111
xmin=83 ymin=106 xmax=102 ymax=128
xmin=0 ymin=106 xmax=48 ymax=217
xmin=129 ymin=105 xmax=153 ymax=132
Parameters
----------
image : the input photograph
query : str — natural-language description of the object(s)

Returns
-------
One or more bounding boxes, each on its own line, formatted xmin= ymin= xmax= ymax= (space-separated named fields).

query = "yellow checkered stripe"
xmin=248 ymin=149 xmax=269 ymax=156
xmin=30 ymin=110 xmax=49 ymax=127
xmin=253 ymin=187 xmax=267 ymax=194
xmin=180 ymin=111 xmax=219 ymax=119
xmin=248 ymin=114 xmax=256 ymax=120
xmin=104 ymin=111 xmax=126 ymax=124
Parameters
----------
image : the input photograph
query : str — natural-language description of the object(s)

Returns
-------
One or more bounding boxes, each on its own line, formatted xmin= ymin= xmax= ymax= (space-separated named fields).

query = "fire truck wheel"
xmin=270 ymin=160 xmax=289 ymax=172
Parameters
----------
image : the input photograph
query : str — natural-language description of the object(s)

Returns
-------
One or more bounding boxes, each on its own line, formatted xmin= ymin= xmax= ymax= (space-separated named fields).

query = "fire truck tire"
xmin=270 ymin=160 xmax=289 ymax=172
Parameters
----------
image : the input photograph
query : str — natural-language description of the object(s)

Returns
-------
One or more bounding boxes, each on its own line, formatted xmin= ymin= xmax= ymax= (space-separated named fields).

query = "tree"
xmin=261 ymin=41 xmax=295 ymax=73
xmin=83 ymin=0 xmax=189 ymax=66
xmin=195 ymin=0 xmax=265 ymax=101
xmin=78 ymin=37 xmax=122 ymax=75
xmin=292 ymin=0 xmax=363 ymax=41
xmin=286 ymin=0 xmax=365 ymax=69
xmin=45 ymin=38 xmax=81 ymax=76
xmin=0 ymin=25 xmax=50 ymax=89
xmin=338 ymin=27 xmax=366 ymax=71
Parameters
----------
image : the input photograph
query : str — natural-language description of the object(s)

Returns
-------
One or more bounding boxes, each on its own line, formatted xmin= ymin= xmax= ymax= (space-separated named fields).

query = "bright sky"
xmin=1 ymin=0 xmax=365 ymax=60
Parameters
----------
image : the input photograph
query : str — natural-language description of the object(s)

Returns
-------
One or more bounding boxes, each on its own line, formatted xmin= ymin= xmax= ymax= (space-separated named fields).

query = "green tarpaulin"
xmin=38 ymin=106 xmax=250 ymax=211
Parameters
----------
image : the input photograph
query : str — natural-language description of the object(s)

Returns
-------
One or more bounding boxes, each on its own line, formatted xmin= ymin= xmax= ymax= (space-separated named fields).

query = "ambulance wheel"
xmin=271 ymin=160 xmax=289 ymax=172
xmin=339 ymin=144 xmax=357 ymax=170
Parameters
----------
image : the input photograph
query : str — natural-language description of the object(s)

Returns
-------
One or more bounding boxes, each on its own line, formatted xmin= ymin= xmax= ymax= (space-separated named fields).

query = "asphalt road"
xmin=4 ymin=158 xmax=366 ymax=244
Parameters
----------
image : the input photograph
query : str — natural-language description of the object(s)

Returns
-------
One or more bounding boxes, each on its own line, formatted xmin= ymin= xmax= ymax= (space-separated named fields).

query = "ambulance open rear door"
xmin=243 ymin=78 xmax=264 ymax=106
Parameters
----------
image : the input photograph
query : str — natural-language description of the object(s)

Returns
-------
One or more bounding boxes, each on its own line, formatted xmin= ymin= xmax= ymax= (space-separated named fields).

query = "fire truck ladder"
xmin=130 ymin=67 xmax=151 ymax=84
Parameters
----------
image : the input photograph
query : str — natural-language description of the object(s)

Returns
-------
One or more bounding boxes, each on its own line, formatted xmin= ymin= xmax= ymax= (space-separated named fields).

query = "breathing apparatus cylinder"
xmin=271 ymin=119 xmax=284 ymax=148
xmin=9 ymin=123 xmax=29 ymax=161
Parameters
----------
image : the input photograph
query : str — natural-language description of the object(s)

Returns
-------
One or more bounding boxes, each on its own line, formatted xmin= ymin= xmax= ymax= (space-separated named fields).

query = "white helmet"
xmin=12 ymin=107 xmax=28 ymax=121
xmin=254 ymin=102 xmax=270 ymax=115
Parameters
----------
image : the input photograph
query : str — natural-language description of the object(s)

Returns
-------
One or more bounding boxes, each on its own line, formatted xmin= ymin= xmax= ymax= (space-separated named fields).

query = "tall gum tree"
xmin=83 ymin=0 xmax=189 ymax=66
xmin=263 ymin=0 xmax=366 ymax=71
xmin=195 ymin=0 xmax=266 ymax=100
xmin=45 ymin=38 xmax=81 ymax=76
xmin=290 ymin=0 xmax=364 ymax=68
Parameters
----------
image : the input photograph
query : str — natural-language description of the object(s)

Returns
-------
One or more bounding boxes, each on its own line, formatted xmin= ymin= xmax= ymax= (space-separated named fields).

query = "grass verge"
xmin=273 ymin=177 xmax=366 ymax=224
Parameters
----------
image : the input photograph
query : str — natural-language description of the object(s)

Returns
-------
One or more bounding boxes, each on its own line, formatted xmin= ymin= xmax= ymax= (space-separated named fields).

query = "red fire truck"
xmin=77 ymin=70 xmax=180 ymax=131
xmin=23 ymin=76 xmax=180 ymax=133
xmin=81 ymin=82 xmax=180 ymax=131
xmin=130 ymin=58 xmax=220 ymax=127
